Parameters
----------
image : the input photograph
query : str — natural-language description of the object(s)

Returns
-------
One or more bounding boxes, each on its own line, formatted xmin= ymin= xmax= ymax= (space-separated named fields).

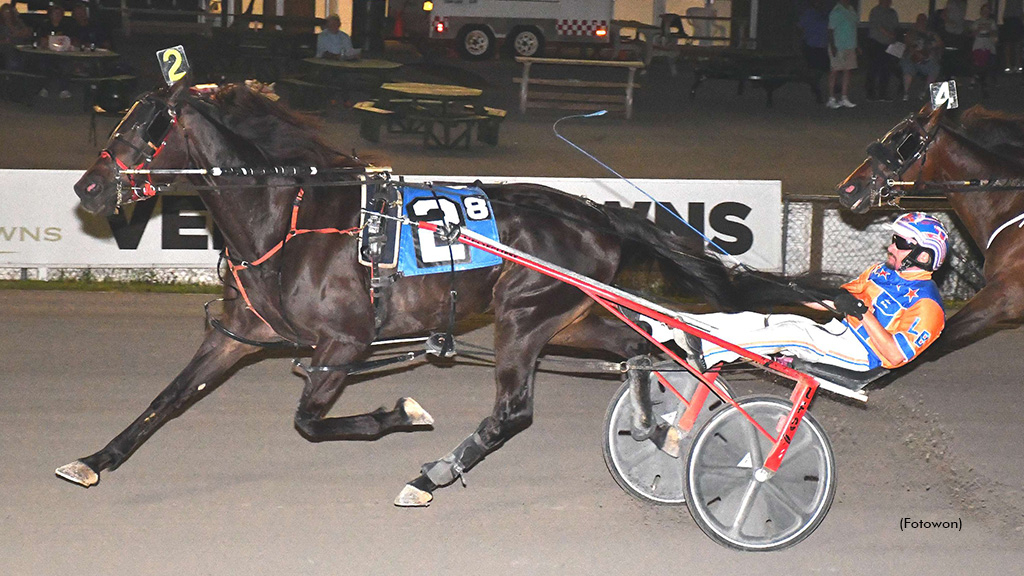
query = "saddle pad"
xmin=398 ymin=185 xmax=503 ymax=277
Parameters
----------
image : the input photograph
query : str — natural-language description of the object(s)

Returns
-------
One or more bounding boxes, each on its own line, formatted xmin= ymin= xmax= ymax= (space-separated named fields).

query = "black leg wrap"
xmin=421 ymin=432 xmax=487 ymax=487
xmin=627 ymin=354 xmax=655 ymax=441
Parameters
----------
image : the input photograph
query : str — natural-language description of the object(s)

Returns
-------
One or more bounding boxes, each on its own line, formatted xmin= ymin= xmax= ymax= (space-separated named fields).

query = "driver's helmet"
xmin=891 ymin=212 xmax=949 ymax=270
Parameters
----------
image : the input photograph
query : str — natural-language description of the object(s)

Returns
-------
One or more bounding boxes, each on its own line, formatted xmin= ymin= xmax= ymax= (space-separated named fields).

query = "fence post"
xmin=809 ymin=201 xmax=824 ymax=274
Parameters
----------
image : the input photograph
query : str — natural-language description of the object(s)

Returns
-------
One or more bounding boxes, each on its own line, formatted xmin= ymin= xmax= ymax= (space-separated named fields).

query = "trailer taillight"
xmin=595 ymin=26 xmax=608 ymax=37
xmin=422 ymin=1 xmax=433 ymax=10
xmin=435 ymin=20 xmax=445 ymax=33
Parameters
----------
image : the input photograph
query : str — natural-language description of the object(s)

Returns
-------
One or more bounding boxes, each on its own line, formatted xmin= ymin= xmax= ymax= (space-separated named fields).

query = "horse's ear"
xmin=166 ymin=75 xmax=192 ymax=105
xmin=920 ymin=101 xmax=945 ymax=130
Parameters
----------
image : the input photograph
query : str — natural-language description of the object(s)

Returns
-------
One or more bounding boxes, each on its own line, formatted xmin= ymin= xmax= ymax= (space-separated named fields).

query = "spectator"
xmin=36 ymin=3 xmax=74 ymax=47
xmin=316 ymin=14 xmax=358 ymax=60
xmin=866 ymin=0 xmax=899 ymax=101
xmin=69 ymin=3 xmax=110 ymax=50
xmin=971 ymin=2 xmax=998 ymax=83
xmin=826 ymin=0 xmax=859 ymax=108
xmin=1 ymin=3 xmax=32 ymax=70
xmin=1002 ymin=0 xmax=1023 ymax=73
xmin=901 ymin=13 xmax=944 ymax=101
xmin=35 ymin=4 xmax=75 ymax=98
xmin=942 ymin=0 xmax=970 ymax=73
xmin=798 ymin=0 xmax=830 ymax=100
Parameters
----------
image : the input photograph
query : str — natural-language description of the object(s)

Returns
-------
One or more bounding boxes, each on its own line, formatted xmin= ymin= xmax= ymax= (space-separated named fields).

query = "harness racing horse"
xmin=65 ymin=81 xmax=798 ymax=505
xmin=837 ymin=103 xmax=1024 ymax=350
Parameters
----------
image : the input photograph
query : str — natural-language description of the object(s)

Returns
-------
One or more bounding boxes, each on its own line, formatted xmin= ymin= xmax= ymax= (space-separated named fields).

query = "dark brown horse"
xmin=837 ymin=103 xmax=1024 ymax=349
xmin=64 ymin=81 xmax=802 ymax=505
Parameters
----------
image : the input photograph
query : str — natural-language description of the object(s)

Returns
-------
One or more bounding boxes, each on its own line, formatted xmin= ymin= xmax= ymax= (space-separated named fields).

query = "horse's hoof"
xmin=394 ymin=484 xmax=433 ymax=507
xmin=55 ymin=460 xmax=99 ymax=487
xmin=401 ymin=397 xmax=434 ymax=426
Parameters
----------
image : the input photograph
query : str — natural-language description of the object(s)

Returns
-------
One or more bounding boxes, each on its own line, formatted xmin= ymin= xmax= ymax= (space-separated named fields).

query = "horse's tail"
xmin=603 ymin=205 xmax=838 ymax=310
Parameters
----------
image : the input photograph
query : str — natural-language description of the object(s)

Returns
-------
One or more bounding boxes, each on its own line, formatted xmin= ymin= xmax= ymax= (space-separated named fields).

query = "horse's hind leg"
xmin=56 ymin=329 xmax=261 ymax=487
xmin=292 ymin=339 xmax=435 ymax=441
xmin=547 ymin=313 xmax=649 ymax=358
xmin=936 ymin=278 xmax=1024 ymax=351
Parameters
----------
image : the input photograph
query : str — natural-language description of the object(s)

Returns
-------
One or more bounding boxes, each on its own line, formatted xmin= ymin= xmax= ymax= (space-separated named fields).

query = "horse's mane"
xmin=958 ymin=106 xmax=1024 ymax=160
xmin=200 ymin=84 xmax=363 ymax=169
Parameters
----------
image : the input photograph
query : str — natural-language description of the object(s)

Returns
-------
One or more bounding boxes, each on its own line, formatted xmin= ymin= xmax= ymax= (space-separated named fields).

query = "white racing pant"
xmin=674 ymin=312 xmax=873 ymax=371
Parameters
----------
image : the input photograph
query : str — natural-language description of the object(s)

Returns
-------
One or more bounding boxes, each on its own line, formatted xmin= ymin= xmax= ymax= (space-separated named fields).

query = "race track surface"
xmin=1 ymin=291 xmax=1021 ymax=574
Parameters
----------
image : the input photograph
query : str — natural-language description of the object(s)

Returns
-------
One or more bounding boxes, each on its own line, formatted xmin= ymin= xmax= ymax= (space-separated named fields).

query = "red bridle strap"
xmin=225 ymin=188 xmax=361 ymax=332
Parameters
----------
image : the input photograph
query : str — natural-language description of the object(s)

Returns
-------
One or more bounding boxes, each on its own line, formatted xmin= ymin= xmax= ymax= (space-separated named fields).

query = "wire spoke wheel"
xmin=603 ymin=362 xmax=731 ymax=505
xmin=683 ymin=396 xmax=835 ymax=551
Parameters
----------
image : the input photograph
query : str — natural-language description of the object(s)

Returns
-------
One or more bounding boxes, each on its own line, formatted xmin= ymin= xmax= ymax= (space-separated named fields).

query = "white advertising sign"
xmin=0 ymin=170 xmax=781 ymax=271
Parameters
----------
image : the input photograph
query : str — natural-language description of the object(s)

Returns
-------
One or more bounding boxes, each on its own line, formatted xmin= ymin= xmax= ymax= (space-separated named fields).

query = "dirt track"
xmin=2 ymin=51 xmax=1023 ymax=573
xmin=0 ymin=290 xmax=1021 ymax=574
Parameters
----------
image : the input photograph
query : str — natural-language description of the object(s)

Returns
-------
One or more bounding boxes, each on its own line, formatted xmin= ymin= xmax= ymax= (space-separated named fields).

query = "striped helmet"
xmin=892 ymin=212 xmax=949 ymax=270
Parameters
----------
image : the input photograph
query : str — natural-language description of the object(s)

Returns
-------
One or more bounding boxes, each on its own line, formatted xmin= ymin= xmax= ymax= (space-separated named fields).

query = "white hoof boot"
xmin=394 ymin=484 xmax=433 ymax=507
xmin=401 ymin=398 xmax=434 ymax=426
xmin=55 ymin=460 xmax=99 ymax=487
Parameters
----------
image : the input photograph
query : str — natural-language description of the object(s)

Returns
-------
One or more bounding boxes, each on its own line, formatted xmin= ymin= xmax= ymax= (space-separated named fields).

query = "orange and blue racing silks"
xmin=841 ymin=264 xmax=945 ymax=369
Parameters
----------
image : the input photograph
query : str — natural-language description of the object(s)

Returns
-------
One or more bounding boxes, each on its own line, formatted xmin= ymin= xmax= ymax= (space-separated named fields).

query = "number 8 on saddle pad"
xmin=397 ymin=185 xmax=503 ymax=277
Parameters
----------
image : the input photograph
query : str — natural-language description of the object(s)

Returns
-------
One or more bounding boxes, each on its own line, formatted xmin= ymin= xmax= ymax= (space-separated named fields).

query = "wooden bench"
xmin=353 ymin=100 xmax=394 ymax=142
xmin=0 ymin=70 xmax=47 ymax=106
xmin=355 ymin=100 xmax=506 ymax=148
xmin=688 ymin=55 xmax=822 ymax=107
xmin=70 ymin=74 xmax=137 ymax=112
xmin=514 ymin=57 xmax=644 ymax=120
xmin=276 ymin=78 xmax=335 ymax=111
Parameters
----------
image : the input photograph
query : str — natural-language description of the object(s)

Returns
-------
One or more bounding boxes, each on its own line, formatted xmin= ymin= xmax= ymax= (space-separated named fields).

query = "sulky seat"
xmin=790 ymin=359 xmax=889 ymax=392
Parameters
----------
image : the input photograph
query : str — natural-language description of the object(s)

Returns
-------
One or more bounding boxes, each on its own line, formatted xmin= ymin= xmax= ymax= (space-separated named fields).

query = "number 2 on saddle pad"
xmin=397 ymin=186 xmax=503 ymax=277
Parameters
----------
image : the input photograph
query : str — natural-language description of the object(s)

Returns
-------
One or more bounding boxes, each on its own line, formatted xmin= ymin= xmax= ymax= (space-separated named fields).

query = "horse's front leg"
xmin=56 ymin=329 xmax=261 ymax=487
xmin=292 ymin=339 xmax=435 ymax=441
xmin=396 ymin=281 xmax=594 ymax=507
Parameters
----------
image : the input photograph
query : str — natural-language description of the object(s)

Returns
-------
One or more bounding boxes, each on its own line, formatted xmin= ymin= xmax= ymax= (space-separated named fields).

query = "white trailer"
xmin=420 ymin=0 xmax=615 ymax=60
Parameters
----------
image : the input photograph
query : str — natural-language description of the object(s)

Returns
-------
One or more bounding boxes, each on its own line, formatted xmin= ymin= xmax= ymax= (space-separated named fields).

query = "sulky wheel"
xmin=683 ymin=396 xmax=836 ymax=551
xmin=603 ymin=362 xmax=732 ymax=505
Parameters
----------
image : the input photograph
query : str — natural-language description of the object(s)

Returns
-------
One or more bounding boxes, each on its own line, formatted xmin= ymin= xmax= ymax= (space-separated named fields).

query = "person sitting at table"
xmin=316 ymin=14 xmax=359 ymax=60
xmin=1 ymin=3 xmax=33 ymax=70
xmin=68 ymin=3 xmax=110 ymax=50
xmin=34 ymin=3 xmax=75 ymax=98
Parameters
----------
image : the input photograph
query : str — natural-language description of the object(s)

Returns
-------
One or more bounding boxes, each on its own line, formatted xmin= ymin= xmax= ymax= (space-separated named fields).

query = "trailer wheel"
xmin=457 ymin=25 xmax=496 ymax=60
xmin=506 ymin=27 xmax=545 ymax=58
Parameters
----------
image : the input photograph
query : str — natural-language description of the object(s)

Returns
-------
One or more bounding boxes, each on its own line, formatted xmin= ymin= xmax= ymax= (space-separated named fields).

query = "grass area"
xmin=0 ymin=279 xmax=221 ymax=294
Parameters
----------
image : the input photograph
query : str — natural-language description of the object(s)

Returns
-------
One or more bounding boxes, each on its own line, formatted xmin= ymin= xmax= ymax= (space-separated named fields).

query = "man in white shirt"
xmin=316 ymin=14 xmax=358 ymax=60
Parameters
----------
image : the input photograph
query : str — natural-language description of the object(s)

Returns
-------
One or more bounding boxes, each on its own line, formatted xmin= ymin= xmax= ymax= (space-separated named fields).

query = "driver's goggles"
xmin=891 ymin=235 xmax=915 ymax=250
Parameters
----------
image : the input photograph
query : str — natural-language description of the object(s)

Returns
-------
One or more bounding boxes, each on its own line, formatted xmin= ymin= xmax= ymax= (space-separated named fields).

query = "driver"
xmin=674 ymin=212 xmax=948 ymax=372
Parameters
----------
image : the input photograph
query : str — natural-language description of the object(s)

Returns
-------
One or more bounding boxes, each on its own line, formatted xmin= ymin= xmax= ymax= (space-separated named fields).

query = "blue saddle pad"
xmin=397 ymin=185 xmax=503 ymax=277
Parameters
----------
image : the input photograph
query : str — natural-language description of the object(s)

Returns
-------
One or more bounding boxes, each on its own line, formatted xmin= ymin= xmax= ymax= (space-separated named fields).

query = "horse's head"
xmin=836 ymin=103 xmax=947 ymax=213
xmin=74 ymin=80 xmax=192 ymax=216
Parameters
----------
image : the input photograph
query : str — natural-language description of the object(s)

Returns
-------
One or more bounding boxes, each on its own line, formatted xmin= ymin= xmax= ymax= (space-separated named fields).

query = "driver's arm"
xmin=858 ymin=311 xmax=905 ymax=365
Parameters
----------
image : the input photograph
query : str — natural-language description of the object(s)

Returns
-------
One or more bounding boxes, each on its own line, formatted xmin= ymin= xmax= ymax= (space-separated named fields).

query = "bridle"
xmin=865 ymin=110 xmax=1024 ymax=250
xmin=100 ymin=96 xmax=179 ymax=206
xmin=864 ymin=114 xmax=942 ymax=205
xmin=866 ymin=112 xmax=1024 ymax=205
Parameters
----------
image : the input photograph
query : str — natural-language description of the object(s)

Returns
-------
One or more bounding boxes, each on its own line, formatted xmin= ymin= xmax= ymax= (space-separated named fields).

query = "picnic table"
xmin=9 ymin=46 xmax=131 ymax=109
xmin=278 ymin=57 xmax=402 ymax=110
xmin=354 ymin=82 xmax=505 ymax=149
